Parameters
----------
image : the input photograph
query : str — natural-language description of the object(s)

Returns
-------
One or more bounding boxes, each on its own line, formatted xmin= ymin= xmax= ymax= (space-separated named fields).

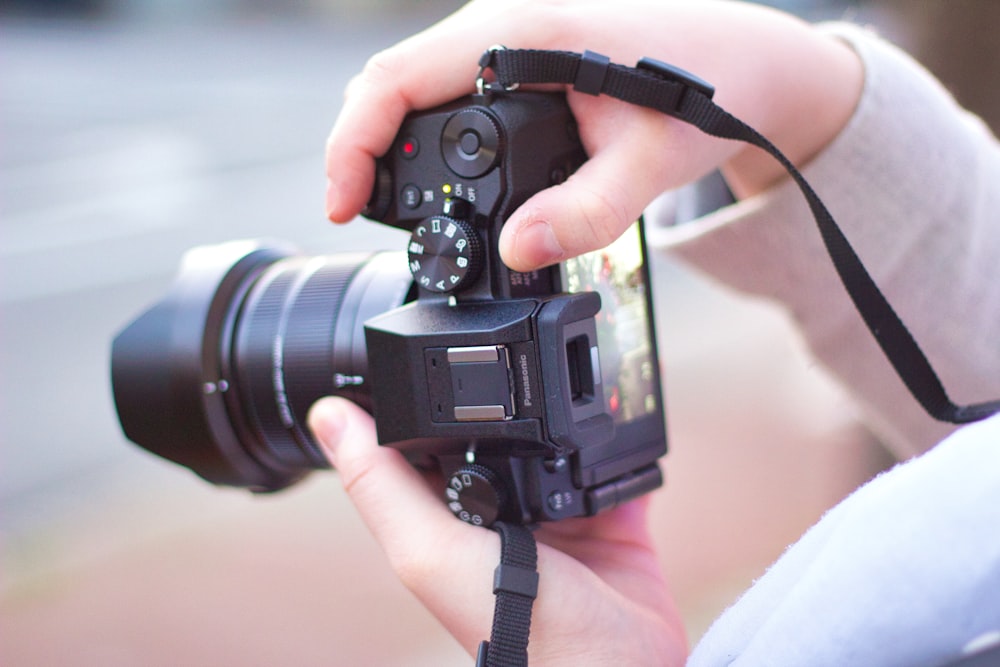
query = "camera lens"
xmin=111 ymin=240 xmax=413 ymax=492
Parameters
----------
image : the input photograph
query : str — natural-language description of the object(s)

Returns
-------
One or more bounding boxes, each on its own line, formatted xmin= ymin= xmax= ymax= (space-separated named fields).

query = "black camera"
xmin=111 ymin=90 xmax=667 ymax=526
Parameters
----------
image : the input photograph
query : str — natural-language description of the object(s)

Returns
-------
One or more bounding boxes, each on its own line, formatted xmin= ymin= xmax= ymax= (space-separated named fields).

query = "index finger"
xmin=324 ymin=3 xmax=525 ymax=222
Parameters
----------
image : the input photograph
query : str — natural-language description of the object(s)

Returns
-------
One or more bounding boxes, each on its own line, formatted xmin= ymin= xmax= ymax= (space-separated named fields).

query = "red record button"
xmin=399 ymin=137 xmax=419 ymax=159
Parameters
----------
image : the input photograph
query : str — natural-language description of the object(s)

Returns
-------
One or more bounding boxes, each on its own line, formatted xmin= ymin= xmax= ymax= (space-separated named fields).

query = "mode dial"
xmin=445 ymin=464 xmax=507 ymax=527
xmin=407 ymin=215 xmax=483 ymax=294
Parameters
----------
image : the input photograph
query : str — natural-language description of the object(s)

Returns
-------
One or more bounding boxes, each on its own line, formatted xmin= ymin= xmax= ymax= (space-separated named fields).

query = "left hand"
xmin=308 ymin=396 xmax=688 ymax=666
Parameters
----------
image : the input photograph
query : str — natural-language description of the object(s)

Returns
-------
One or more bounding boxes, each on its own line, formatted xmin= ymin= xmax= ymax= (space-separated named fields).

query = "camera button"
xmin=459 ymin=130 xmax=481 ymax=156
xmin=399 ymin=136 xmax=420 ymax=159
xmin=401 ymin=184 xmax=422 ymax=209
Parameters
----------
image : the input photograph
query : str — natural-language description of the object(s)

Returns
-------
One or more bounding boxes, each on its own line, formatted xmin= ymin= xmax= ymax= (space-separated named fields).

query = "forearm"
xmin=718 ymin=16 xmax=863 ymax=198
xmin=651 ymin=24 xmax=1000 ymax=457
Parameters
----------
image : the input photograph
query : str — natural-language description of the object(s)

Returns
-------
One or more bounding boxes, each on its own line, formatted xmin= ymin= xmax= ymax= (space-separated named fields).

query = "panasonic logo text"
xmin=519 ymin=354 xmax=532 ymax=407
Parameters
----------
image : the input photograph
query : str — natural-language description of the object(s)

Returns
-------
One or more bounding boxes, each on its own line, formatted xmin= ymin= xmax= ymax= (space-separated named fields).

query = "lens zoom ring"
xmin=235 ymin=262 xmax=310 ymax=470
xmin=235 ymin=257 xmax=361 ymax=470
xmin=280 ymin=259 xmax=362 ymax=463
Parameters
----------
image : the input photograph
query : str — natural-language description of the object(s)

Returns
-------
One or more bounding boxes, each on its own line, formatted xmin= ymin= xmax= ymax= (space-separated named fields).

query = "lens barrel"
xmin=111 ymin=240 xmax=412 ymax=491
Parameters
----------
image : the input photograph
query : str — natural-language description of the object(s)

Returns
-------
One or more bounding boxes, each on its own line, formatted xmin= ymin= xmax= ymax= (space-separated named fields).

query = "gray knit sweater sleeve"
xmin=647 ymin=23 xmax=1000 ymax=458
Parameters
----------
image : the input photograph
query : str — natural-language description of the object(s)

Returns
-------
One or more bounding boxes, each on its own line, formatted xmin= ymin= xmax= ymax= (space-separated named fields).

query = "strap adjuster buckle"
xmin=475 ymin=641 xmax=490 ymax=667
xmin=493 ymin=562 xmax=540 ymax=599
xmin=574 ymin=49 xmax=611 ymax=96
xmin=636 ymin=57 xmax=716 ymax=99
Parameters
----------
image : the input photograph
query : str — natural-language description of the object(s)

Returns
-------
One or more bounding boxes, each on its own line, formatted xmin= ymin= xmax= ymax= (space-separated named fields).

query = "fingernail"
xmin=308 ymin=398 xmax=346 ymax=467
xmin=512 ymin=219 xmax=564 ymax=269
xmin=325 ymin=179 xmax=340 ymax=221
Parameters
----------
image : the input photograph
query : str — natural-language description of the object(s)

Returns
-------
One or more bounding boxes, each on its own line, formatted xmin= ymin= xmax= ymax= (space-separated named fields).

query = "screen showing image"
xmin=562 ymin=221 xmax=659 ymax=425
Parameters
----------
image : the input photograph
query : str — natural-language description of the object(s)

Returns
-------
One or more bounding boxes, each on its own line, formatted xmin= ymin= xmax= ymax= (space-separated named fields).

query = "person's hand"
xmin=308 ymin=397 xmax=688 ymax=665
xmin=324 ymin=0 xmax=862 ymax=272
xmin=318 ymin=1 xmax=864 ymax=661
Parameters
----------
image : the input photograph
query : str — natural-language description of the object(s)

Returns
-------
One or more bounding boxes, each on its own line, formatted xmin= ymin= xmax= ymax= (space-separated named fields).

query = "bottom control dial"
xmin=445 ymin=464 xmax=507 ymax=526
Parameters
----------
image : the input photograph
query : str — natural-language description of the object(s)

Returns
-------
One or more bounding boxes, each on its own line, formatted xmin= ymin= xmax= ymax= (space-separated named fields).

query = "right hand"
xmin=324 ymin=0 xmax=862 ymax=272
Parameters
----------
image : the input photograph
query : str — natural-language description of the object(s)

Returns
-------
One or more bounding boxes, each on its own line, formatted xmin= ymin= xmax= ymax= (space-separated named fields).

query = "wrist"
xmin=722 ymin=28 xmax=864 ymax=198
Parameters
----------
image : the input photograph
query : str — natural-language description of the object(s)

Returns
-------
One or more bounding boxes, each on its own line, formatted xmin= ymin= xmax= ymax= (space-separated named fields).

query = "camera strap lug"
xmin=475 ymin=47 xmax=1000 ymax=425
xmin=476 ymin=45 xmax=520 ymax=96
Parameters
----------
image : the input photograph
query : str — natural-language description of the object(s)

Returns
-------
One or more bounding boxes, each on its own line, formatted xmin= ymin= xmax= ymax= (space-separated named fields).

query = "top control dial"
xmin=441 ymin=109 xmax=502 ymax=179
xmin=407 ymin=215 xmax=483 ymax=294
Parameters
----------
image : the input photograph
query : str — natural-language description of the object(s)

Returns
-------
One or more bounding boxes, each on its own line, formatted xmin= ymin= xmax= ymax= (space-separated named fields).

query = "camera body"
xmin=110 ymin=90 xmax=667 ymax=527
xmin=360 ymin=91 xmax=667 ymax=525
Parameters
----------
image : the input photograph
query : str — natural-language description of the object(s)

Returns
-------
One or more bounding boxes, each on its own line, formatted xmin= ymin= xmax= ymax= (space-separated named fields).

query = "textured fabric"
xmin=647 ymin=24 xmax=1000 ymax=666
xmin=689 ymin=414 xmax=1000 ymax=667
xmin=648 ymin=24 xmax=1000 ymax=459
xmin=483 ymin=522 xmax=537 ymax=667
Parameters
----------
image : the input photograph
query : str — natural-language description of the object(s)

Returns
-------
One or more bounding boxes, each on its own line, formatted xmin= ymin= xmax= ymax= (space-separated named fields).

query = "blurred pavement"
xmin=1 ymin=4 xmax=895 ymax=666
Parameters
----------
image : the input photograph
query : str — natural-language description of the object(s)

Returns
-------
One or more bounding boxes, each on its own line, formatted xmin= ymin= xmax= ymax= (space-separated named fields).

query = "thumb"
xmin=497 ymin=142 xmax=654 ymax=273
xmin=307 ymin=397 xmax=498 ymax=650
xmin=307 ymin=397 xmax=455 ymax=536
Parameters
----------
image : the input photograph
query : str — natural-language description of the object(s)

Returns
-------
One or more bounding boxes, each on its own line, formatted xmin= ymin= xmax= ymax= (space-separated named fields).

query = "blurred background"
xmin=3 ymin=1 xmax=998 ymax=665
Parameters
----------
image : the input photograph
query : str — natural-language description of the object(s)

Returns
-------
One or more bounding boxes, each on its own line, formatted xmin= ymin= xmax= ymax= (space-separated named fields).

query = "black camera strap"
xmin=476 ymin=521 xmax=539 ymax=667
xmin=478 ymin=47 xmax=1000 ymax=425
